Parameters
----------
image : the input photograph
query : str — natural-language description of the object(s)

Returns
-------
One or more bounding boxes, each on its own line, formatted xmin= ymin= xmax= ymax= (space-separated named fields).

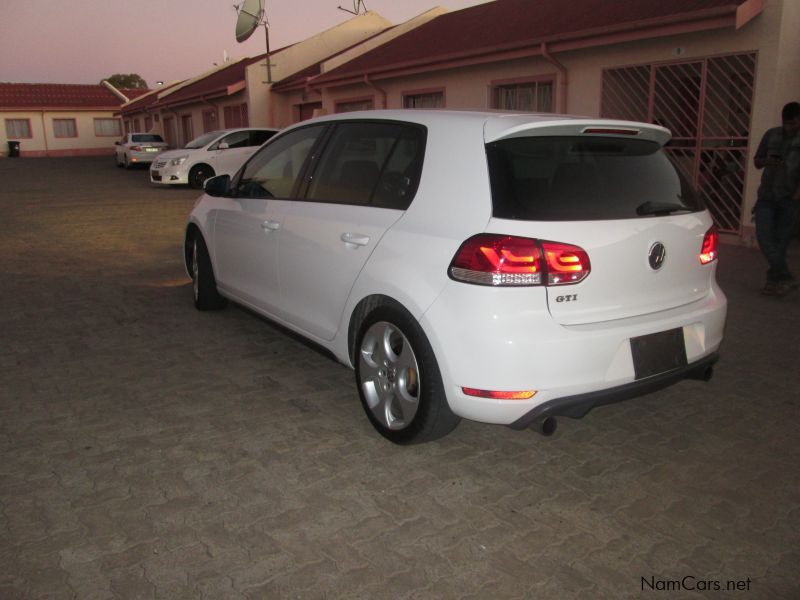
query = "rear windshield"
xmin=486 ymin=136 xmax=701 ymax=221
xmin=132 ymin=134 xmax=164 ymax=143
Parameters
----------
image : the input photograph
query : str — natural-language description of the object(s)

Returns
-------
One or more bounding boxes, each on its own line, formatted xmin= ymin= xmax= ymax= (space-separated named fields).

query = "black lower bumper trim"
xmin=508 ymin=352 xmax=720 ymax=430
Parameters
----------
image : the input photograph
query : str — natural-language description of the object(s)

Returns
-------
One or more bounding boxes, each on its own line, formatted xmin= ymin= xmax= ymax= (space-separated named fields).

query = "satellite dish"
xmin=235 ymin=0 xmax=264 ymax=43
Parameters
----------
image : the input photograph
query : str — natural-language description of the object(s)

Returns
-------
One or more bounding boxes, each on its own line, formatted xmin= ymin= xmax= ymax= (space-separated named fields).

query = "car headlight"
xmin=170 ymin=155 xmax=188 ymax=166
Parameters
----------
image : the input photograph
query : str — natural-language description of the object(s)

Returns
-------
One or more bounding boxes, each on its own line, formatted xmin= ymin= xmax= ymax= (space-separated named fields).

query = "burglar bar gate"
xmin=601 ymin=53 xmax=757 ymax=233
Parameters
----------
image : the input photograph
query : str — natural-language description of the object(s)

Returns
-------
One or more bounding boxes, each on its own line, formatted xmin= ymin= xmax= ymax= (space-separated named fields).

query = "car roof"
xmin=217 ymin=127 xmax=279 ymax=134
xmin=297 ymin=109 xmax=671 ymax=146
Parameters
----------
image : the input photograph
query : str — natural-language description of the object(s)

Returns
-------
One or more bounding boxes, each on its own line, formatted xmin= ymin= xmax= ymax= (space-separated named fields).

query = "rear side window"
xmin=250 ymin=130 xmax=276 ymax=146
xmin=305 ymin=122 xmax=425 ymax=210
xmin=486 ymin=136 xmax=701 ymax=221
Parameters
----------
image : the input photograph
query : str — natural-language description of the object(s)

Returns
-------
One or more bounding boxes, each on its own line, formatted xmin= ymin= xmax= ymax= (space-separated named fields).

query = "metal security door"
xmin=602 ymin=53 xmax=756 ymax=233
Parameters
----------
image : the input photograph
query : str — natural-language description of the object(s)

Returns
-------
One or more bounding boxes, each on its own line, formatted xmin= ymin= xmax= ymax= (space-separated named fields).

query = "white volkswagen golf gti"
xmin=184 ymin=110 xmax=727 ymax=444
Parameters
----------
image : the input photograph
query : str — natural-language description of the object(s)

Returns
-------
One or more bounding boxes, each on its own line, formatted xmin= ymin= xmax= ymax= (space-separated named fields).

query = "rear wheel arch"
xmin=348 ymin=295 xmax=403 ymax=366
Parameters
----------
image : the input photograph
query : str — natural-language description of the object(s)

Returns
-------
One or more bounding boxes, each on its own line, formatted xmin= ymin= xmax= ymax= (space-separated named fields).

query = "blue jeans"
xmin=754 ymin=197 xmax=799 ymax=282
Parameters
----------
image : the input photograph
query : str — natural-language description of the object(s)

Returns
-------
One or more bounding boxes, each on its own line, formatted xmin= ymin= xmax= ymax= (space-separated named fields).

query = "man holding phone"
xmin=753 ymin=101 xmax=800 ymax=295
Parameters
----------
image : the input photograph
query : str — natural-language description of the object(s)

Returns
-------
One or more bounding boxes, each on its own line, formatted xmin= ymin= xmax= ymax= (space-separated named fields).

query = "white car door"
xmin=277 ymin=122 xmax=424 ymax=340
xmin=212 ymin=125 xmax=326 ymax=314
xmin=209 ymin=130 xmax=259 ymax=177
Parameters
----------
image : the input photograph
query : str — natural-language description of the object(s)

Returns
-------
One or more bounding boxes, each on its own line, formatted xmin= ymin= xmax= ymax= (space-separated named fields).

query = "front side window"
xmin=185 ymin=131 xmax=220 ymax=149
xmin=5 ymin=119 xmax=32 ymax=138
xmin=53 ymin=119 xmax=77 ymax=138
xmin=235 ymin=125 xmax=325 ymax=199
xmin=94 ymin=118 xmax=122 ymax=137
xmin=487 ymin=136 xmax=701 ymax=221
xmin=214 ymin=130 xmax=250 ymax=150
xmin=493 ymin=80 xmax=554 ymax=113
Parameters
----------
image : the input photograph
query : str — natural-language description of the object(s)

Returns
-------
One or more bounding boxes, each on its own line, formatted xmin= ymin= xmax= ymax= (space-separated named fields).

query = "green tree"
xmin=102 ymin=74 xmax=148 ymax=89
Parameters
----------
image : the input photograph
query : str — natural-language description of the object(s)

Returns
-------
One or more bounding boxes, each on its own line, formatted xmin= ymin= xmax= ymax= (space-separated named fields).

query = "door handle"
xmin=341 ymin=232 xmax=370 ymax=247
xmin=261 ymin=220 xmax=281 ymax=231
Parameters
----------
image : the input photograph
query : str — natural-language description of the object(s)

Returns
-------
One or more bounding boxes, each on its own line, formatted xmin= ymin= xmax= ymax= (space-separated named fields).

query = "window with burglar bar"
xmin=492 ymin=80 xmax=554 ymax=113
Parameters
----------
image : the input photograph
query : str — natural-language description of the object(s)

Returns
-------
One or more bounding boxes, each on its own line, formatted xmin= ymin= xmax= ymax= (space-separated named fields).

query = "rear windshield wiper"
xmin=636 ymin=201 xmax=692 ymax=216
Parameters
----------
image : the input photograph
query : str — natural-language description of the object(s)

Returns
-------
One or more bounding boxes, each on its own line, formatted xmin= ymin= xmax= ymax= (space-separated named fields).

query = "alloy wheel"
xmin=358 ymin=321 xmax=421 ymax=430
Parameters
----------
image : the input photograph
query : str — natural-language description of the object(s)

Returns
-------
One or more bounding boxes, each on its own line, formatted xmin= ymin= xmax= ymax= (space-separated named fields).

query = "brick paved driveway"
xmin=1 ymin=156 xmax=798 ymax=599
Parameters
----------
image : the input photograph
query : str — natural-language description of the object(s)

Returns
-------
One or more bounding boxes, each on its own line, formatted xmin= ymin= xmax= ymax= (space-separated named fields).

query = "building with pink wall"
xmin=1 ymin=82 xmax=146 ymax=157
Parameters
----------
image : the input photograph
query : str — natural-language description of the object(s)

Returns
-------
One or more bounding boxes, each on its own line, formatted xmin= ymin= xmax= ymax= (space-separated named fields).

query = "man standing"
xmin=753 ymin=102 xmax=800 ymax=295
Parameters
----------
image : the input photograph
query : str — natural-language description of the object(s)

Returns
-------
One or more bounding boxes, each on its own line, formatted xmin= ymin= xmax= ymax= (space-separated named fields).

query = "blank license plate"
xmin=630 ymin=328 xmax=687 ymax=380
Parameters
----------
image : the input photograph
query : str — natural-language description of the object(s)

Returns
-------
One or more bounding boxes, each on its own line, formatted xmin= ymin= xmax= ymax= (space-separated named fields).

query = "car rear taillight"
xmin=699 ymin=227 xmax=719 ymax=264
xmin=130 ymin=145 xmax=142 ymax=151
xmin=449 ymin=234 xmax=590 ymax=286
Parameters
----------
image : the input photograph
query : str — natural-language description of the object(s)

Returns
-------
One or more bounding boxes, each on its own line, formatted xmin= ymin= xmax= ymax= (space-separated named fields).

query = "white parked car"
xmin=184 ymin=110 xmax=727 ymax=444
xmin=151 ymin=128 xmax=277 ymax=189
xmin=115 ymin=133 xmax=168 ymax=168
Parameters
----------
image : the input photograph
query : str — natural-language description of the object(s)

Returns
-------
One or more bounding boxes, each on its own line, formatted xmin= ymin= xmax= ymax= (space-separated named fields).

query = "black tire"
xmin=190 ymin=233 xmax=227 ymax=311
xmin=355 ymin=305 xmax=460 ymax=444
xmin=189 ymin=164 xmax=214 ymax=189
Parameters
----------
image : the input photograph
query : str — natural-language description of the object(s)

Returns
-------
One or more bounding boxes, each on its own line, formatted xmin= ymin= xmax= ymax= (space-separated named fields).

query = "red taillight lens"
xmin=700 ymin=227 xmax=718 ymax=264
xmin=449 ymin=234 xmax=543 ymax=286
xmin=130 ymin=145 xmax=142 ymax=151
xmin=542 ymin=241 xmax=591 ymax=285
xmin=449 ymin=234 xmax=590 ymax=286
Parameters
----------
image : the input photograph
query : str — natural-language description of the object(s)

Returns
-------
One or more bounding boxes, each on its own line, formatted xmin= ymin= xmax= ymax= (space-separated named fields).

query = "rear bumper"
xmin=508 ymin=351 xmax=719 ymax=429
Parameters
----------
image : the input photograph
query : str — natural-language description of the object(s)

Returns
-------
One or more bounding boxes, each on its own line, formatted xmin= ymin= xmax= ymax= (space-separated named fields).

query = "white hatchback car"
xmin=151 ymin=128 xmax=277 ymax=189
xmin=184 ymin=110 xmax=727 ymax=444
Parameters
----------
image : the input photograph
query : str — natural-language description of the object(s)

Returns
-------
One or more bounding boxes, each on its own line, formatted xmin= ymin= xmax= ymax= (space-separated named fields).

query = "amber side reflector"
xmin=462 ymin=387 xmax=536 ymax=400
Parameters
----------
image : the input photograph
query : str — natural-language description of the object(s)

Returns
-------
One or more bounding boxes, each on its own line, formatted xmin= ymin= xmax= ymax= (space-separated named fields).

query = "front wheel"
xmin=189 ymin=164 xmax=214 ymax=189
xmin=355 ymin=306 xmax=460 ymax=444
xmin=190 ymin=233 xmax=227 ymax=311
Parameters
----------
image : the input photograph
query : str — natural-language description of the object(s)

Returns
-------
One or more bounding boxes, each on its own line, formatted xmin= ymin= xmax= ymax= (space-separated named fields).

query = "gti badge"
xmin=648 ymin=242 xmax=666 ymax=270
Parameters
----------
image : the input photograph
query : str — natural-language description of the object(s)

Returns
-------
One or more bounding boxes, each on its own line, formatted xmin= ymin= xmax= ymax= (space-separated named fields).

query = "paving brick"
xmin=1 ymin=157 xmax=799 ymax=597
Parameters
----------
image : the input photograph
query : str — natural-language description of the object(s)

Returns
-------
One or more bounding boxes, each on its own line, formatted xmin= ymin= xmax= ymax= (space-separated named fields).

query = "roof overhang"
xmin=308 ymin=1 xmax=761 ymax=90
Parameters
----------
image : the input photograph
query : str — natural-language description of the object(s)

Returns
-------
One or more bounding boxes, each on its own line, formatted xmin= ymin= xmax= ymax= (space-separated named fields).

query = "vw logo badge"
xmin=648 ymin=242 xmax=667 ymax=270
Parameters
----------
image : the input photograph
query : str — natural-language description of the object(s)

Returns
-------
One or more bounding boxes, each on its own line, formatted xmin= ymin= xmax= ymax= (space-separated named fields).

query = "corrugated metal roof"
xmin=313 ymin=0 xmax=746 ymax=84
xmin=0 ymin=83 xmax=139 ymax=109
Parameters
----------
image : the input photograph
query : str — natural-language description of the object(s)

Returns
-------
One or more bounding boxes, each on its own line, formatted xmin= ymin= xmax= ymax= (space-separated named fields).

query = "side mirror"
xmin=204 ymin=174 xmax=232 ymax=197
xmin=217 ymin=142 xmax=230 ymax=150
